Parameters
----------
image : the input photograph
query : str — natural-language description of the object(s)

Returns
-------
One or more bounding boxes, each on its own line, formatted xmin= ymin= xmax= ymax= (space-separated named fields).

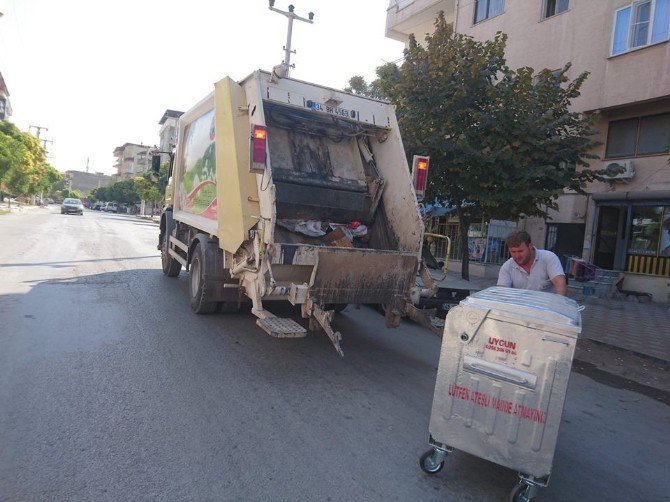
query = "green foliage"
xmin=90 ymin=179 xmax=140 ymax=204
xmin=134 ymin=174 xmax=163 ymax=205
xmin=0 ymin=120 xmax=62 ymax=199
xmin=60 ymin=188 xmax=83 ymax=200
xmin=348 ymin=13 xmax=600 ymax=278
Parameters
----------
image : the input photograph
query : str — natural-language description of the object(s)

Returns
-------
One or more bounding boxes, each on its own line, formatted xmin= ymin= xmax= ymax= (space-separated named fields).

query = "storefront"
xmin=591 ymin=192 xmax=670 ymax=279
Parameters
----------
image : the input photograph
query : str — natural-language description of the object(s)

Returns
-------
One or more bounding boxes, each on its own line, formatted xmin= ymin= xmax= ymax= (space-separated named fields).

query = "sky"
xmin=0 ymin=0 xmax=405 ymax=176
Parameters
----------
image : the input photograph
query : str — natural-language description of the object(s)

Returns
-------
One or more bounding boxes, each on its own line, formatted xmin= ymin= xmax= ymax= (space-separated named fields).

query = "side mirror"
xmin=151 ymin=155 xmax=161 ymax=174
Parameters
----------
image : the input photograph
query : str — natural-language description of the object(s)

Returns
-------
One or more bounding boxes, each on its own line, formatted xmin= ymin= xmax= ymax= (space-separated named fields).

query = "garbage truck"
xmin=156 ymin=70 xmax=438 ymax=355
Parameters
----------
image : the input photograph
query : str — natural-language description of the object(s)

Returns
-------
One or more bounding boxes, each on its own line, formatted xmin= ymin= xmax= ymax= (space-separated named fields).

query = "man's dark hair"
xmin=506 ymin=230 xmax=532 ymax=248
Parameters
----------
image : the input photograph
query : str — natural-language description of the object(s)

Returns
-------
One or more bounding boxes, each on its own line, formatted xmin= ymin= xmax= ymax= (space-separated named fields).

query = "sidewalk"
xmin=434 ymin=270 xmax=670 ymax=363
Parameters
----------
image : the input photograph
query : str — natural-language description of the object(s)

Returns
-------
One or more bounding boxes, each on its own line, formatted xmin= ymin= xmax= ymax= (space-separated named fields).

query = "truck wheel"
xmin=161 ymin=216 xmax=181 ymax=277
xmin=218 ymin=301 xmax=241 ymax=313
xmin=189 ymin=242 xmax=218 ymax=314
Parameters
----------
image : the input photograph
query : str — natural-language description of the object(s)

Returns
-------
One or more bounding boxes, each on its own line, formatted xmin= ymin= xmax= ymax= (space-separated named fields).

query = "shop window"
xmin=474 ymin=0 xmax=505 ymax=23
xmin=605 ymin=112 xmax=670 ymax=158
xmin=626 ymin=206 xmax=670 ymax=275
xmin=628 ymin=206 xmax=664 ymax=255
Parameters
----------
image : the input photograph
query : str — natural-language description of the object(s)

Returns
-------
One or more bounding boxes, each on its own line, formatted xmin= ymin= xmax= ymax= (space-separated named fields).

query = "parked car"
xmin=105 ymin=202 xmax=118 ymax=213
xmin=61 ymin=198 xmax=84 ymax=215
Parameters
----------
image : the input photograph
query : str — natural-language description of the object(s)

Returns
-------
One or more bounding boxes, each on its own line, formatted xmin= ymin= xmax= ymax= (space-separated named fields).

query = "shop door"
xmin=594 ymin=206 xmax=622 ymax=269
xmin=545 ymin=223 xmax=585 ymax=267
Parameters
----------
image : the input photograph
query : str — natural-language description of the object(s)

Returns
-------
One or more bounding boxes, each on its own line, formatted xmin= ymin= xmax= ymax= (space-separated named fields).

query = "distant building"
xmin=158 ymin=109 xmax=183 ymax=163
xmin=64 ymin=170 xmax=113 ymax=195
xmin=113 ymin=143 xmax=151 ymax=181
xmin=0 ymin=72 xmax=12 ymax=120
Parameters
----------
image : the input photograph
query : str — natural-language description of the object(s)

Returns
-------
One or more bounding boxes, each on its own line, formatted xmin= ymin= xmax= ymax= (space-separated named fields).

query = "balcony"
xmin=385 ymin=0 xmax=455 ymax=42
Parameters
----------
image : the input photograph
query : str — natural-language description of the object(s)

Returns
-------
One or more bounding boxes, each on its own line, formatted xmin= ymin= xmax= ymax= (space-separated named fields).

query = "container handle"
xmin=463 ymin=355 xmax=537 ymax=389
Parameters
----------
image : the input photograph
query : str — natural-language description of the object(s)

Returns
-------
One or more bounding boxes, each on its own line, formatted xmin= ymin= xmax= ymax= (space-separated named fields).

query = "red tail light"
xmin=250 ymin=125 xmax=268 ymax=173
xmin=412 ymin=155 xmax=430 ymax=200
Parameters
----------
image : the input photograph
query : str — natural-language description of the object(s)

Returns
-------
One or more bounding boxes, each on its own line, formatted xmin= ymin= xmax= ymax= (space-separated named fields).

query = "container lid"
xmin=461 ymin=287 xmax=582 ymax=336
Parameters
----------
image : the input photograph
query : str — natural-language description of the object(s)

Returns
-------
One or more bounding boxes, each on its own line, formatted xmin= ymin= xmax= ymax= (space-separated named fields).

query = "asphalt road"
xmin=1 ymin=208 xmax=668 ymax=501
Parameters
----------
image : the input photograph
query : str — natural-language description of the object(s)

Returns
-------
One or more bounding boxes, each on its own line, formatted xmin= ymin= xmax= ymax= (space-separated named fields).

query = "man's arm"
xmin=546 ymin=252 xmax=567 ymax=296
xmin=551 ymin=274 xmax=567 ymax=296
xmin=497 ymin=261 xmax=512 ymax=288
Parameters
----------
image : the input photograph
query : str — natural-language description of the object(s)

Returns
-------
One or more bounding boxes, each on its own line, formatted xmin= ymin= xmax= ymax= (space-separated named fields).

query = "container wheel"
xmin=509 ymin=482 xmax=533 ymax=502
xmin=419 ymin=449 xmax=444 ymax=474
xmin=189 ymin=242 xmax=218 ymax=314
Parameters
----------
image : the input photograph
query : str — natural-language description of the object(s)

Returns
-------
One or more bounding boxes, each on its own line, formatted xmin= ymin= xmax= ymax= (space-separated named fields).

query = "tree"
xmin=61 ymin=188 xmax=83 ymax=200
xmin=0 ymin=121 xmax=62 ymax=206
xmin=106 ymin=179 xmax=140 ymax=205
xmin=134 ymin=174 xmax=164 ymax=216
xmin=347 ymin=13 xmax=600 ymax=279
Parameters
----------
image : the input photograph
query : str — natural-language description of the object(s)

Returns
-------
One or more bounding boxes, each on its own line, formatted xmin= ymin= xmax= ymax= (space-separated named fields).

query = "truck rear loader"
xmin=158 ymin=70 xmax=436 ymax=355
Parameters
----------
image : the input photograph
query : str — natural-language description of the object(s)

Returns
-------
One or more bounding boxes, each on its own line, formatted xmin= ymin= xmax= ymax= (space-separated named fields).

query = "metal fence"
xmin=425 ymin=218 xmax=515 ymax=265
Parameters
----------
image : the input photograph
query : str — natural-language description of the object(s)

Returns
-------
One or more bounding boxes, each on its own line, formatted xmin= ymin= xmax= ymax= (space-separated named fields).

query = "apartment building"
xmin=158 ymin=109 xmax=183 ymax=163
xmin=112 ymin=142 xmax=151 ymax=181
xmin=386 ymin=0 xmax=670 ymax=300
xmin=0 ymin=71 xmax=12 ymax=120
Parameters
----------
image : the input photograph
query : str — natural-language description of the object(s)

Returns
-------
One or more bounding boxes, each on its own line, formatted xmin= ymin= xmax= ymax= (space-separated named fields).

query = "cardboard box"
xmin=323 ymin=227 xmax=354 ymax=248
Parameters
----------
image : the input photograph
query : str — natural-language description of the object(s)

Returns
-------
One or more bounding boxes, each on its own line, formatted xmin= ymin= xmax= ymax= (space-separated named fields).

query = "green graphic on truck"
xmin=179 ymin=109 xmax=217 ymax=219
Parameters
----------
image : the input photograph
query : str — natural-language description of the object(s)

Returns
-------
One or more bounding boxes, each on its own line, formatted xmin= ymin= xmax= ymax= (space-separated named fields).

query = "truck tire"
xmin=161 ymin=213 xmax=181 ymax=277
xmin=189 ymin=242 xmax=218 ymax=314
xmin=218 ymin=301 xmax=241 ymax=313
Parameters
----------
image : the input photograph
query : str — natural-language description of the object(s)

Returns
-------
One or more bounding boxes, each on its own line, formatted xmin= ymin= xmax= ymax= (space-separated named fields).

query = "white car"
xmin=104 ymin=202 xmax=118 ymax=213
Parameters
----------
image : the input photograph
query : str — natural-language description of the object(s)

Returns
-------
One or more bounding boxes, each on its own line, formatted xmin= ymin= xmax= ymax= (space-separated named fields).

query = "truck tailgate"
xmin=309 ymin=248 xmax=417 ymax=305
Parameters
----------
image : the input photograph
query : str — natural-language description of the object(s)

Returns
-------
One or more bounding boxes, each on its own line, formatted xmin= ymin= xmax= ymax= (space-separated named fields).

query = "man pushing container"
xmin=420 ymin=230 xmax=583 ymax=501
xmin=497 ymin=230 xmax=567 ymax=296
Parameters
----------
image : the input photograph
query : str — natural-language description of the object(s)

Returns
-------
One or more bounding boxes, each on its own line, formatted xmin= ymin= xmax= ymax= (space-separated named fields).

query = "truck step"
xmin=256 ymin=317 xmax=307 ymax=338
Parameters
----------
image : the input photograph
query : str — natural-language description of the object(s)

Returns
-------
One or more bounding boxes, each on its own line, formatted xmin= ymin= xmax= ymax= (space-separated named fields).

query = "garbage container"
xmin=419 ymin=287 xmax=582 ymax=501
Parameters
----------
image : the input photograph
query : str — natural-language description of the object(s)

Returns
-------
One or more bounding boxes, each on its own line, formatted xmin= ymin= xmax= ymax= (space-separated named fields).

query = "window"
xmin=474 ymin=0 xmax=504 ymax=23
xmin=544 ymin=0 xmax=569 ymax=19
xmin=605 ymin=112 xmax=670 ymax=158
xmin=628 ymin=206 xmax=670 ymax=256
xmin=612 ymin=0 xmax=670 ymax=55
xmin=631 ymin=1 xmax=652 ymax=47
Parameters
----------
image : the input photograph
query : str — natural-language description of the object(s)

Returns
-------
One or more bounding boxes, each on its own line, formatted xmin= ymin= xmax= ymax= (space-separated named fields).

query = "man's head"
xmin=506 ymin=230 xmax=534 ymax=267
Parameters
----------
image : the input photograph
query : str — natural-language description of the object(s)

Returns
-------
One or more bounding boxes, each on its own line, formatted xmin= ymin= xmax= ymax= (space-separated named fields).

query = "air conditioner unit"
xmin=602 ymin=160 xmax=634 ymax=181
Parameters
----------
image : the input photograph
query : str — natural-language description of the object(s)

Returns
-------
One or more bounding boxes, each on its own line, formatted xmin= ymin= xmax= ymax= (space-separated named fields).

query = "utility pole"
xmin=268 ymin=1 xmax=314 ymax=78
xmin=29 ymin=125 xmax=48 ymax=139
xmin=40 ymin=138 xmax=53 ymax=150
